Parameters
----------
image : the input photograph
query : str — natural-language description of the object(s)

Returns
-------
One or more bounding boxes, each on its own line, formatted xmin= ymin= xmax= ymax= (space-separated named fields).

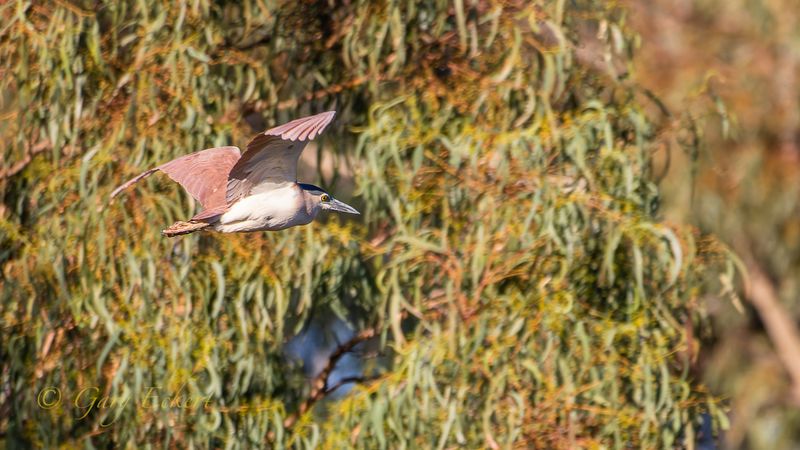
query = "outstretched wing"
xmin=226 ymin=111 xmax=335 ymax=204
xmin=110 ymin=146 xmax=242 ymax=215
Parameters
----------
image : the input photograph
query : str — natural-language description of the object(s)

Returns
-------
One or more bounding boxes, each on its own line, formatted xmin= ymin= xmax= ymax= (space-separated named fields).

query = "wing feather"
xmin=111 ymin=146 xmax=241 ymax=216
xmin=225 ymin=111 xmax=335 ymax=204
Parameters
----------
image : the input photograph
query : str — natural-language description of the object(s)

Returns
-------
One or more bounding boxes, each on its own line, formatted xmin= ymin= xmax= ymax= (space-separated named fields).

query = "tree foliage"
xmin=1 ymin=0 xmax=734 ymax=448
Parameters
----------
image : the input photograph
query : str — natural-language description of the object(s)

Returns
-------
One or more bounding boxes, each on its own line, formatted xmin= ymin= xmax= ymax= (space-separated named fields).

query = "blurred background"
xmin=0 ymin=0 xmax=798 ymax=448
xmin=631 ymin=1 xmax=800 ymax=447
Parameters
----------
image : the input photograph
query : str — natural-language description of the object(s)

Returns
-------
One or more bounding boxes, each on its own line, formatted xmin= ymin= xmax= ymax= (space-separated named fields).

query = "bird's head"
xmin=299 ymin=183 xmax=360 ymax=216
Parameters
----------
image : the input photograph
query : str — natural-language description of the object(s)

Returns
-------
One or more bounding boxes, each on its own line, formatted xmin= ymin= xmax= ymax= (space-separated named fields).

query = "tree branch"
xmin=745 ymin=261 xmax=800 ymax=403
xmin=282 ymin=328 xmax=377 ymax=429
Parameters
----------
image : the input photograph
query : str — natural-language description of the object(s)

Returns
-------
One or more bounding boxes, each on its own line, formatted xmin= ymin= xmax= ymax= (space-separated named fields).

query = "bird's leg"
xmin=161 ymin=220 xmax=210 ymax=237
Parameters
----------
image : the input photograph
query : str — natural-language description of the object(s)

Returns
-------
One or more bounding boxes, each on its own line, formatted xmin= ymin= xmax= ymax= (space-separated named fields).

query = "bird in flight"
xmin=111 ymin=111 xmax=359 ymax=237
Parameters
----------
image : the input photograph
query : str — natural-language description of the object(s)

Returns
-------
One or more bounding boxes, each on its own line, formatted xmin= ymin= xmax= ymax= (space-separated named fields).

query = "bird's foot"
xmin=162 ymin=220 xmax=209 ymax=237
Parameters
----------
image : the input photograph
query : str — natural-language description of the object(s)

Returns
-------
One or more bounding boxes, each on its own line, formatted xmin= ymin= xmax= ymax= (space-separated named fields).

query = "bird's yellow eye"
xmin=321 ymin=194 xmax=330 ymax=202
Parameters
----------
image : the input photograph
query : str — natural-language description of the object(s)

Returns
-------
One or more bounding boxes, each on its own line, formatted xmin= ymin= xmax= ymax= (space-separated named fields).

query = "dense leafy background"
xmin=0 ymin=0 xmax=751 ymax=448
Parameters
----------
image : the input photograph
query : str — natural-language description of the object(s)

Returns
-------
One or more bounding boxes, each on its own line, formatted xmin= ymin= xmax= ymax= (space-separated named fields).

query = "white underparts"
xmin=213 ymin=184 xmax=316 ymax=233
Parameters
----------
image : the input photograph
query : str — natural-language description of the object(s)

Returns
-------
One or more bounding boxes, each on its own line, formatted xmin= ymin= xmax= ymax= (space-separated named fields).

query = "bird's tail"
xmin=162 ymin=220 xmax=210 ymax=237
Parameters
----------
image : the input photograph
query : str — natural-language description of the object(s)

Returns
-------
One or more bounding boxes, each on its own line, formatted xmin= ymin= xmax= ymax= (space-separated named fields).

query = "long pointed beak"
xmin=329 ymin=198 xmax=360 ymax=215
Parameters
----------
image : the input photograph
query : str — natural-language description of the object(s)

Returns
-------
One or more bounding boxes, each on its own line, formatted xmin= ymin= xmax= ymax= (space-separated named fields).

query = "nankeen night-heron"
xmin=110 ymin=111 xmax=359 ymax=237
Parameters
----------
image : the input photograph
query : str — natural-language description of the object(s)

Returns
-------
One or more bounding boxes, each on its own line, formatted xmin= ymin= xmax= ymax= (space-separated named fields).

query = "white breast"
xmin=214 ymin=185 xmax=311 ymax=233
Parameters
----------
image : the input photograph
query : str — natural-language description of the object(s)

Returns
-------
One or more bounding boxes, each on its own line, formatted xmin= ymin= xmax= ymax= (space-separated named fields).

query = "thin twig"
xmin=325 ymin=374 xmax=384 ymax=395
xmin=1 ymin=140 xmax=51 ymax=180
